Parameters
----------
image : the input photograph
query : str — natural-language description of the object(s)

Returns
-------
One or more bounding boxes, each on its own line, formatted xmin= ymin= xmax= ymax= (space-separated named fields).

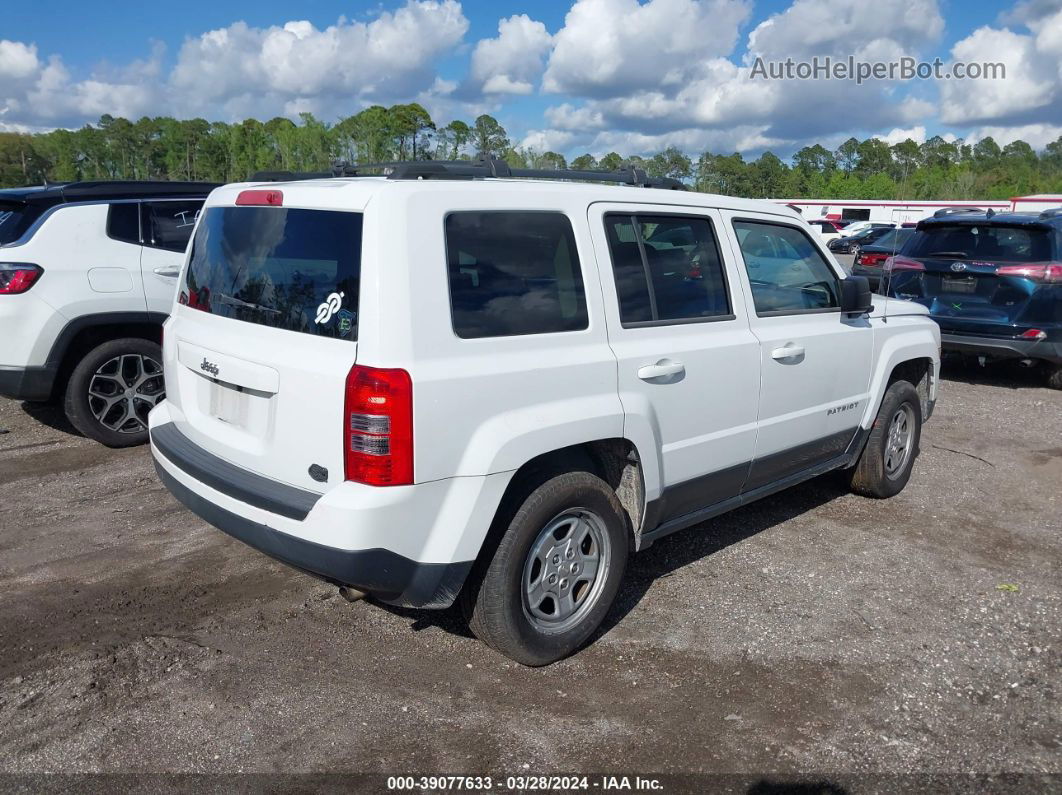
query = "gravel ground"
xmin=0 ymin=361 xmax=1059 ymax=792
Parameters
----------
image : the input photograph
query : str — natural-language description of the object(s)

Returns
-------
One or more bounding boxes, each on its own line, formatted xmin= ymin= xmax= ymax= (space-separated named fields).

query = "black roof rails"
xmin=1039 ymin=207 xmax=1062 ymax=219
xmin=0 ymin=180 xmax=220 ymax=206
xmin=932 ymin=207 xmax=984 ymax=218
xmin=250 ymin=170 xmax=332 ymax=182
xmin=253 ymin=155 xmax=687 ymax=190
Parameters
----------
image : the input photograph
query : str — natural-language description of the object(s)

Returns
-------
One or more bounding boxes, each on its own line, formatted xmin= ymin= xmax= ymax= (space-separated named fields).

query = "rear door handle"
xmin=154 ymin=266 xmax=181 ymax=278
xmin=638 ymin=361 xmax=685 ymax=380
xmin=771 ymin=344 xmax=805 ymax=361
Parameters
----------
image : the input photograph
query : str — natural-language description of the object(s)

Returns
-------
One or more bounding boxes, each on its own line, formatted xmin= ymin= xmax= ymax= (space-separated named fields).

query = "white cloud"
xmin=967 ymin=122 xmax=1062 ymax=149
xmin=876 ymin=126 xmax=928 ymax=145
xmin=542 ymin=0 xmax=751 ymax=97
xmin=535 ymin=0 xmax=949 ymax=154
xmin=519 ymin=128 xmax=577 ymax=152
xmin=470 ymin=15 xmax=552 ymax=95
xmin=170 ymin=2 xmax=469 ymax=116
xmin=0 ymin=40 xmax=40 ymax=82
xmin=746 ymin=0 xmax=943 ymax=60
xmin=545 ymin=103 xmax=606 ymax=131
xmin=939 ymin=10 xmax=1062 ymax=126
xmin=0 ymin=2 xmax=471 ymax=128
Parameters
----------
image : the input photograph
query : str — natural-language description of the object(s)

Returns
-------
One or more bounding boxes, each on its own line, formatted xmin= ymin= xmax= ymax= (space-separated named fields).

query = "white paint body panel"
xmin=0 ymin=201 xmax=196 ymax=371
xmin=153 ymin=178 xmax=941 ymax=577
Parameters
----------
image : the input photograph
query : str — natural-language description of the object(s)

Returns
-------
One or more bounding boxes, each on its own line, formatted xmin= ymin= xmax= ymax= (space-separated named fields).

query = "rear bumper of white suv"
xmin=149 ymin=411 xmax=510 ymax=609
xmin=0 ymin=365 xmax=56 ymax=401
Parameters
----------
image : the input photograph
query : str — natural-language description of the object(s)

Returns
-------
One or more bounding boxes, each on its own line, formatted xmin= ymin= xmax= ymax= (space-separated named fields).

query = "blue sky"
xmin=2 ymin=0 xmax=1060 ymax=159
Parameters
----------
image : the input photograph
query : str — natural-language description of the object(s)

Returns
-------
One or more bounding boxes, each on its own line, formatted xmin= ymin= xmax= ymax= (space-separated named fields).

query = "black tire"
xmin=1045 ymin=363 xmax=1062 ymax=391
xmin=63 ymin=338 xmax=164 ymax=447
xmin=848 ymin=379 xmax=922 ymax=498
xmin=461 ymin=471 xmax=630 ymax=666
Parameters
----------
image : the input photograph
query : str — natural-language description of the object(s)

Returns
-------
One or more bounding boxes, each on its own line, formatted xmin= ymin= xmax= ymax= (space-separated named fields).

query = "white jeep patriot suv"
xmin=0 ymin=181 xmax=216 ymax=446
xmin=149 ymin=159 xmax=940 ymax=665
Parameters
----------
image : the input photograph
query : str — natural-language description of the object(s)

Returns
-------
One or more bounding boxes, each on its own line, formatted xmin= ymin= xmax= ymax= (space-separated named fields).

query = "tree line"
xmin=1 ymin=103 xmax=1060 ymax=199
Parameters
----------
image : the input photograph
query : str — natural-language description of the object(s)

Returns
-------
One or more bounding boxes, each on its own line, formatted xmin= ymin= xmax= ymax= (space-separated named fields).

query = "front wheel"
xmin=461 ymin=471 xmax=630 ymax=666
xmin=64 ymin=338 xmax=164 ymax=447
xmin=847 ymin=379 xmax=922 ymax=498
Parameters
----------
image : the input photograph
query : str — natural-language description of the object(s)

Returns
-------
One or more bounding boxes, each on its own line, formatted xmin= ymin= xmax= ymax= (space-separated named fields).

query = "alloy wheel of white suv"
xmin=64 ymin=338 xmax=165 ymax=447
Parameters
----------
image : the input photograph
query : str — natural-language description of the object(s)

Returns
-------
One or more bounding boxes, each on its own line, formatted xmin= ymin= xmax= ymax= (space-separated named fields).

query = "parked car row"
xmin=881 ymin=207 xmax=1062 ymax=389
xmin=837 ymin=206 xmax=1061 ymax=388
xmin=0 ymin=163 xmax=941 ymax=665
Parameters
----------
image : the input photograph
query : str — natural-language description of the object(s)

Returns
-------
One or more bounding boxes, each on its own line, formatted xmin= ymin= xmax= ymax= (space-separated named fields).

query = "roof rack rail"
xmin=932 ymin=207 xmax=984 ymax=218
xmin=1039 ymin=207 xmax=1062 ymax=219
xmin=250 ymin=170 xmax=332 ymax=182
xmin=252 ymin=155 xmax=687 ymax=190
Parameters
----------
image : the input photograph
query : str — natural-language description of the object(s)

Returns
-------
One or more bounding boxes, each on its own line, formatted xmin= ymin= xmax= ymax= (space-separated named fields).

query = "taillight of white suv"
xmin=0 ymin=263 xmax=43 ymax=294
xmin=343 ymin=365 xmax=414 ymax=486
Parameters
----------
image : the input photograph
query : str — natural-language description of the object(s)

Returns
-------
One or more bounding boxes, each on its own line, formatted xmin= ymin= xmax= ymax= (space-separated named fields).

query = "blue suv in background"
xmin=883 ymin=207 xmax=1062 ymax=389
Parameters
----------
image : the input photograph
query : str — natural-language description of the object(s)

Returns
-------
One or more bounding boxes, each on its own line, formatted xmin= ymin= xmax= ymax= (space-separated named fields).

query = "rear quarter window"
xmin=445 ymin=211 xmax=588 ymax=339
xmin=0 ymin=204 xmax=46 ymax=245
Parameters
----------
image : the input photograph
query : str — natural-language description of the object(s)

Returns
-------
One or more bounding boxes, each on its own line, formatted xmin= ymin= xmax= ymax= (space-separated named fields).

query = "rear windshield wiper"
xmin=217 ymin=293 xmax=281 ymax=314
xmin=924 ymin=251 xmax=969 ymax=258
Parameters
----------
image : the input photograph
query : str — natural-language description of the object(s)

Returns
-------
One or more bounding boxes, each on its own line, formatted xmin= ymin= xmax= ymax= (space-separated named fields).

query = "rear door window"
xmin=445 ymin=211 xmax=588 ymax=339
xmin=604 ymin=214 xmax=732 ymax=325
xmin=184 ymin=207 xmax=362 ymax=341
xmin=142 ymin=201 xmax=204 ymax=253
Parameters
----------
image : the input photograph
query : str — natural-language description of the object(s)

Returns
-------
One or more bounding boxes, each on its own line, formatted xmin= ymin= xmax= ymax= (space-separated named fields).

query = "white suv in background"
xmin=0 ymin=181 xmax=216 ymax=445
xmin=149 ymin=159 xmax=940 ymax=665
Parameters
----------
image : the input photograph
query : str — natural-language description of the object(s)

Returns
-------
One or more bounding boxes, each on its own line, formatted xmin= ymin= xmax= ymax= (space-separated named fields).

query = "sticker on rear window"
xmin=337 ymin=309 xmax=354 ymax=337
xmin=315 ymin=291 xmax=345 ymax=325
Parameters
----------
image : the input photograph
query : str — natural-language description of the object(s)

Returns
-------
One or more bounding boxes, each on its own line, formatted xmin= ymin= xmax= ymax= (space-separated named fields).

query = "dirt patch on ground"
xmin=0 ymin=364 xmax=1059 ymax=788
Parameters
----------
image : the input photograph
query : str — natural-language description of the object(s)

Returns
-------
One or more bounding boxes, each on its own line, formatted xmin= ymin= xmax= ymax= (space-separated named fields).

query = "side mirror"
xmin=840 ymin=275 xmax=873 ymax=315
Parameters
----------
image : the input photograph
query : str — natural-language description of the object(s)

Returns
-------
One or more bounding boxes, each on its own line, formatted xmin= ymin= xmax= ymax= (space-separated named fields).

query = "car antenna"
xmin=882 ymin=162 xmax=913 ymax=323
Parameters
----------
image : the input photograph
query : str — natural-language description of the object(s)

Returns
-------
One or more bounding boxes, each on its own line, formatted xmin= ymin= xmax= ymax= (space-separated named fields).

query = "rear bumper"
xmin=0 ymin=365 xmax=56 ymax=402
xmin=154 ymin=463 xmax=471 ymax=606
xmin=149 ymin=413 xmax=506 ymax=609
xmin=939 ymin=332 xmax=1062 ymax=365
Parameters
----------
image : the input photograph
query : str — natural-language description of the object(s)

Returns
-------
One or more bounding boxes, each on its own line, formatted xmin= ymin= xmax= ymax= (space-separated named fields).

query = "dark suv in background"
xmin=883 ymin=207 xmax=1062 ymax=389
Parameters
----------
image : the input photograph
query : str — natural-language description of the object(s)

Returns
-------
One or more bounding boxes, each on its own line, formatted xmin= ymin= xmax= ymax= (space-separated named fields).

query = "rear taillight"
xmin=343 ymin=365 xmax=413 ymax=486
xmin=0 ymin=263 xmax=43 ymax=294
xmin=883 ymin=256 xmax=924 ymax=273
xmin=858 ymin=252 xmax=888 ymax=267
xmin=996 ymin=263 xmax=1062 ymax=283
xmin=1021 ymin=328 xmax=1047 ymax=340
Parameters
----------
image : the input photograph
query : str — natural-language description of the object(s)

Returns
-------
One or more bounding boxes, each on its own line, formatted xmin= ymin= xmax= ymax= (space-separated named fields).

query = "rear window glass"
xmin=445 ymin=211 xmax=588 ymax=339
xmin=184 ymin=207 xmax=362 ymax=341
xmin=866 ymin=228 xmax=913 ymax=251
xmin=907 ymin=224 xmax=1054 ymax=262
xmin=0 ymin=205 xmax=45 ymax=245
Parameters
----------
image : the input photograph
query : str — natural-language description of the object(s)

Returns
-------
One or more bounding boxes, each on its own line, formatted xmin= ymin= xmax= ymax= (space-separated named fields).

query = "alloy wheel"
xmin=87 ymin=354 xmax=165 ymax=434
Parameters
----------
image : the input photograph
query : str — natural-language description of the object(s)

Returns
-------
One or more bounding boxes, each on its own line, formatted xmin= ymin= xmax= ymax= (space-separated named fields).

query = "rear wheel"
xmin=461 ymin=471 xmax=630 ymax=666
xmin=64 ymin=338 xmax=164 ymax=447
xmin=1045 ymin=363 xmax=1062 ymax=391
xmin=848 ymin=379 xmax=922 ymax=498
